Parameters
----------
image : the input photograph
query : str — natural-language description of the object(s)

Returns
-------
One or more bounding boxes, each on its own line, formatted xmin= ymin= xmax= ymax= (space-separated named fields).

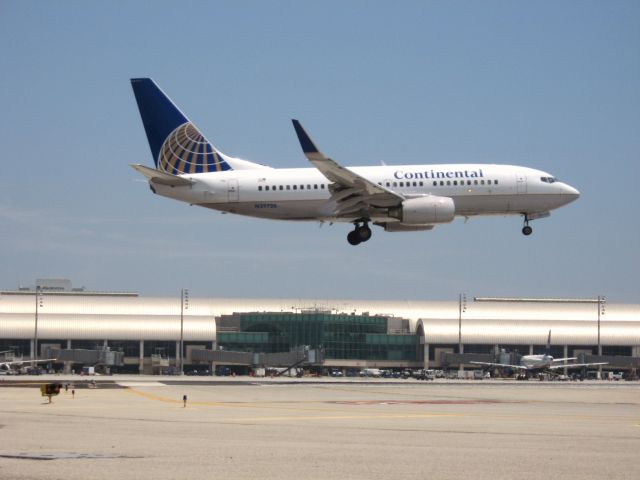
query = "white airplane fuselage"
xmin=520 ymin=354 xmax=557 ymax=370
xmin=151 ymin=164 xmax=579 ymax=224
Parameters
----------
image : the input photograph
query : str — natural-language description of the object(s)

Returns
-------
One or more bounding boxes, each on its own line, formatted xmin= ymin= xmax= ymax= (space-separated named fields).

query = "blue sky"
xmin=0 ymin=1 xmax=638 ymax=302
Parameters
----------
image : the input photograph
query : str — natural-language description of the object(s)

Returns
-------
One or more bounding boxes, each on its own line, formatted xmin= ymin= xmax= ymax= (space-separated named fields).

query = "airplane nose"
xmin=562 ymin=184 xmax=580 ymax=202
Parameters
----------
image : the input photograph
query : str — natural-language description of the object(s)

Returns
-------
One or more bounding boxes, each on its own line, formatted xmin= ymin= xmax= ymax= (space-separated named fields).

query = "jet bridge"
xmin=191 ymin=345 xmax=324 ymax=369
xmin=49 ymin=347 xmax=124 ymax=369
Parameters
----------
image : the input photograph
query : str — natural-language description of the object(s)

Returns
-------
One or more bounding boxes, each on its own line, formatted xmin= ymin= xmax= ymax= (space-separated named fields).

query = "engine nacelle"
xmin=390 ymin=196 xmax=455 ymax=225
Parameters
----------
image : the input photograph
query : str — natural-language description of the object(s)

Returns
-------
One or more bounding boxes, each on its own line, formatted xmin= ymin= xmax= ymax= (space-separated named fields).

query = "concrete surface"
xmin=0 ymin=377 xmax=638 ymax=480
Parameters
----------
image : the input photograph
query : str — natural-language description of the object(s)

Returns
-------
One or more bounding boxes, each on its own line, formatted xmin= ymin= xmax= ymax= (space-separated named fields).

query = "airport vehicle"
xmin=415 ymin=369 xmax=436 ymax=380
xmin=470 ymin=331 xmax=608 ymax=376
xmin=130 ymin=78 xmax=580 ymax=245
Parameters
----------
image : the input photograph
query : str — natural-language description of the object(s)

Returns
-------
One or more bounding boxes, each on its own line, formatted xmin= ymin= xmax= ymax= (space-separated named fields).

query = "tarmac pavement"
xmin=0 ymin=376 xmax=638 ymax=480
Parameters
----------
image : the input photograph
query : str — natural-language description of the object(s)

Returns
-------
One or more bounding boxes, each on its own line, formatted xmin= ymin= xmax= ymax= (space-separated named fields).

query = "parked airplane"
xmin=130 ymin=78 xmax=580 ymax=245
xmin=0 ymin=358 xmax=57 ymax=375
xmin=470 ymin=330 xmax=607 ymax=375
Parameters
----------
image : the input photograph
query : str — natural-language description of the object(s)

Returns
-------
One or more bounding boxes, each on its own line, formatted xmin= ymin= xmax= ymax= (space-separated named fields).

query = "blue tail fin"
xmin=130 ymin=78 xmax=232 ymax=174
xmin=545 ymin=329 xmax=552 ymax=356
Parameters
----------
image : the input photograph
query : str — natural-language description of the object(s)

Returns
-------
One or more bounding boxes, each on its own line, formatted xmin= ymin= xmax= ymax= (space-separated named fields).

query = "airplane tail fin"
xmin=130 ymin=78 xmax=232 ymax=174
xmin=545 ymin=329 xmax=552 ymax=356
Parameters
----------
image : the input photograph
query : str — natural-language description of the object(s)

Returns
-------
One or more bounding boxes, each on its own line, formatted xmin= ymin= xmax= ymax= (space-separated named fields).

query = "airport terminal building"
xmin=1 ymin=282 xmax=639 ymax=375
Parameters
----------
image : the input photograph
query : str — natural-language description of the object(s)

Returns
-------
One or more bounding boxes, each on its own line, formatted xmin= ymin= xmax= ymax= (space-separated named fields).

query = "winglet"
xmin=292 ymin=119 xmax=324 ymax=158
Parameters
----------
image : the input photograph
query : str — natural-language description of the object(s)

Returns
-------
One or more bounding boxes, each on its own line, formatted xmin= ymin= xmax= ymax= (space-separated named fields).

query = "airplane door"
xmin=516 ymin=172 xmax=527 ymax=194
xmin=227 ymin=179 xmax=239 ymax=202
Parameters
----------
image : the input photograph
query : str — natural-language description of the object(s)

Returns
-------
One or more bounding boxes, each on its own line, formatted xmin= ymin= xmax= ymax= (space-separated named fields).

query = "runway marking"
xmin=125 ymin=387 xmax=342 ymax=412
xmin=118 ymin=382 xmax=165 ymax=387
xmin=124 ymin=387 xmax=470 ymax=417
xmin=328 ymin=399 xmax=504 ymax=405
xmin=126 ymin=387 xmax=465 ymax=407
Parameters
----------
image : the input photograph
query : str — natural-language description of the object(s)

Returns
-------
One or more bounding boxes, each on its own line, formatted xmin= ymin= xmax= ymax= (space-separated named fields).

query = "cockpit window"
xmin=540 ymin=176 xmax=557 ymax=184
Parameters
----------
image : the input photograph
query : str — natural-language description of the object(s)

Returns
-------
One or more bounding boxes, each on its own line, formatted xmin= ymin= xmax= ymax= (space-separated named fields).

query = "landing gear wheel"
xmin=347 ymin=230 xmax=362 ymax=246
xmin=357 ymin=225 xmax=372 ymax=242
xmin=522 ymin=225 xmax=533 ymax=236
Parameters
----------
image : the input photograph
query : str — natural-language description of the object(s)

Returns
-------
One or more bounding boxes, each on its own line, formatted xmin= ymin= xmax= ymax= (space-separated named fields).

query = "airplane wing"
xmin=291 ymin=120 xmax=404 ymax=217
xmin=550 ymin=357 xmax=577 ymax=362
xmin=469 ymin=361 xmax=528 ymax=370
xmin=130 ymin=164 xmax=193 ymax=187
xmin=547 ymin=362 xmax=609 ymax=370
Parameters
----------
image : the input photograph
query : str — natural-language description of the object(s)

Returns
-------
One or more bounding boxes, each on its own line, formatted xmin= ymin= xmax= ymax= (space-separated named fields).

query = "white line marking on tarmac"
xmin=118 ymin=382 xmax=166 ymax=387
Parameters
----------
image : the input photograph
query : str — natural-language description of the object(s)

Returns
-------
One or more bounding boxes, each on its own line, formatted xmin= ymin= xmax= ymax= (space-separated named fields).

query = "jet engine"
xmin=389 ymin=196 xmax=455 ymax=225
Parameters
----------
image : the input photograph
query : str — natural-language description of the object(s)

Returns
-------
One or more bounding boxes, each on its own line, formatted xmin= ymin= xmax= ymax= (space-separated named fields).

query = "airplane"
xmin=130 ymin=78 xmax=580 ymax=245
xmin=0 ymin=358 xmax=58 ymax=375
xmin=470 ymin=330 xmax=608 ymax=376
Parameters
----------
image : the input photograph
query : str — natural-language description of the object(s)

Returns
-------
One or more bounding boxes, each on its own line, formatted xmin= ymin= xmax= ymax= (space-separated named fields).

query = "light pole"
xmin=180 ymin=289 xmax=189 ymax=375
xmin=458 ymin=293 xmax=466 ymax=371
xmin=34 ymin=286 xmax=43 ymax=361
xmin=598 ymin=295 xmax=605 ymax=378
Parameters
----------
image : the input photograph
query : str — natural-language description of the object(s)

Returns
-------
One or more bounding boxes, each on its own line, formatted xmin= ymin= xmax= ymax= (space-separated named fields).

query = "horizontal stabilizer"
xmin=130 ymin=164 xmax=193 ymax=186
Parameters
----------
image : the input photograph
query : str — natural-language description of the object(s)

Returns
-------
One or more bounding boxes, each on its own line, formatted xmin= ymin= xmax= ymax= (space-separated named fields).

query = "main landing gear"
xmin=522 ymin=214 xmax=533 ymax=236
xmin=347 ymin=222 xmax=372 ymax=246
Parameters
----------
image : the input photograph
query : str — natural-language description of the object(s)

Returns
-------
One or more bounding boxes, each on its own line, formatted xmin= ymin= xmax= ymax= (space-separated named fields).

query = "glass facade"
xmin=217 ymin=312 xmax=418 ymax=361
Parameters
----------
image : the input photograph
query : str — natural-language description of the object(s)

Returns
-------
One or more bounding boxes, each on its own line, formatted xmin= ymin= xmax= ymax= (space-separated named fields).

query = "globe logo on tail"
xmin=158 ymin=122 xmax=230 ymax=174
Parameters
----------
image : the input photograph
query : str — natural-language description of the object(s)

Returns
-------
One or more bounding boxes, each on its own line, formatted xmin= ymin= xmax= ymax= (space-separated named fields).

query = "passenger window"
xmin=474 ymin=180 xmax=478 ymax=185
xmin=300 ymin=185 xmax=304 ymax=190
xmin=447 ymin=181 xmax=451 ymax=186
xmin=286 ymin=185 xmax=290 ymax=190
xmin=487 ymin=180 xmax=492 ymax=185
xmin=399 ymin=182 xmax=404 ymax=187
xmin=453 ymin=181 xmax=457 ymax=186
xmin=419 ymin=181 xmax=424 ymax=186
xmin=386 ymin=182 xmax=390 ymax=187
xmin=314 ymin=184 xmax=318 ymax=189
xmin=279 ymin=185 xmax=283 ymax=190
xmin=393 ymin=182 xmax=398 ymax=187
xmin=265 ymin=186 xmax=269 ymax=191
xmin=321 ymin=184 xmax=325 ymax=189
xmin=433 ymin=181 xmax=437 ymax=186
xmin=307 ymin=185 xmax=311 ymax=189
xmin=440 ymin=181 xmax=444 ymax=186
xmin=467 ymin=180 xmax=471 ymax=185
xmin=481 ymin=180 xmax=485 ymax=185
xmin=495 ymin=179 xmax=498 ymax=185
xmin=293 ymin=185 xmax=297 ymax=190
xmin=258 ymin=186 xmax=263 ymax=191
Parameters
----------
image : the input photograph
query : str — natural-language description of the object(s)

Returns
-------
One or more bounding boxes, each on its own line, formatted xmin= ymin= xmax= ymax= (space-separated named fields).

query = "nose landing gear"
xmin=347 ymin=222 xmax=372 ymax=246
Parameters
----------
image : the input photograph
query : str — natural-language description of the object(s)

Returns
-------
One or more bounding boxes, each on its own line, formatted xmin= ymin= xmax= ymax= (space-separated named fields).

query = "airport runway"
xmin=0 ymin=377 xmax=638 ymax=480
